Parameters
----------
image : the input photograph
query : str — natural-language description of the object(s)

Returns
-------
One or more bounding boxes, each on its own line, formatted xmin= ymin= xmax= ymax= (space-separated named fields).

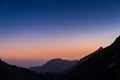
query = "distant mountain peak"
xmin=49 ymin=58 xmax=63 ymax=62
xmin=29 ymin=58 xmax=78 ymax=73
xmin=92 ymin=47 xmax=103 ymax=53
xmin=52 ymin=58 xmax=62 ymax=60
xmin=98 ymin=47 xmax=103 ymax=50
xmin=96 ymin=47 xmax=103 ymax=51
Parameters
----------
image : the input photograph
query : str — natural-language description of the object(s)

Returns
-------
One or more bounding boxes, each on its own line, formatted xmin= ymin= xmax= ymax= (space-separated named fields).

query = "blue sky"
xmin=0 ymin=0 xmax=120 ymax=31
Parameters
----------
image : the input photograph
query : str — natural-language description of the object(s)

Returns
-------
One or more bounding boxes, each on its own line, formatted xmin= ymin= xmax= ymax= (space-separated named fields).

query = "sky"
xmin=0 ymin=0 xmax=120 ymax=67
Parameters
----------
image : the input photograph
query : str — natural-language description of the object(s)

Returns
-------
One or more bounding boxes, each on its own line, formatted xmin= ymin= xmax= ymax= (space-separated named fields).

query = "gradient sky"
xmin=0 ymin=0 xmax=120 ymax=67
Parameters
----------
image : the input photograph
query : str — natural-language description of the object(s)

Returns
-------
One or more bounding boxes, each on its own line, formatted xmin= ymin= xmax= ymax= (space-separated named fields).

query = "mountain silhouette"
xmin=29 ymin=58 xmax=78 ymax=73
xmin=1 ymin=36 xmax=120 ymax=80
xmin=62 ymin=47 xmax=103 ymax=74
xmin=0 ymin=59 xmax=53 ymax=80
xmin=60 ymin=36 xmax=120 ymax=80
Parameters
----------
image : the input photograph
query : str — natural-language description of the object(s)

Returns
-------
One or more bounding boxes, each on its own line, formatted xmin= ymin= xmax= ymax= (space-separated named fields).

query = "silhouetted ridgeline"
xmin=59 ymin=36 xmax=120 ymax=80
xmin=0 ymin=36 xmax=120 ymax=80
xmin=0 ymin=59 xmax=55 ymax=80
xmin=29 ymin=58 xmax=78 ymax=73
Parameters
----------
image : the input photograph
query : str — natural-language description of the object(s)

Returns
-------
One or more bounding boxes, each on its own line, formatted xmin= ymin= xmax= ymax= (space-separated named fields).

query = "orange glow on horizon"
xmin=0 ymin=41 xmax=97 ymax=60
xmin=0 ymin=33 xmax=113 ymax=60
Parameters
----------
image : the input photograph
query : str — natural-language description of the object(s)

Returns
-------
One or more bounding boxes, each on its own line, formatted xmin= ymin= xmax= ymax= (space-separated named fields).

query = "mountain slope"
xmin=60 ymin=36 xmax=120 ymax=80
xmin=1 ymin=36 xmax=120 ymax=80
xmin=29 ymin=58 xmax=78 ymax=73
xmin=0 ymin=59 xmax=49 ymax=80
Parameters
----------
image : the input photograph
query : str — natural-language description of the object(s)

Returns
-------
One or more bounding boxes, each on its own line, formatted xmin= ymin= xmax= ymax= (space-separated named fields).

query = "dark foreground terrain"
xmin=1 ymin=36 xmax=120 ymax=80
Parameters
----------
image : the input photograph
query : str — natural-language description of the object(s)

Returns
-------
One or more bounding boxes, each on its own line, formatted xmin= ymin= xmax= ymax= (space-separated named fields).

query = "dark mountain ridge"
xmin=1 ymin=36 xmax=120 ymax=80
xmin=29 ymin=58 xmax=78 ymax=73
xmin=60 ymin=36 xmax=120 ymax=80
xmin=62 ymin=47 xmax=104 ymax=74
xmin=0 ymin=59 xmax=49 ymax=80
